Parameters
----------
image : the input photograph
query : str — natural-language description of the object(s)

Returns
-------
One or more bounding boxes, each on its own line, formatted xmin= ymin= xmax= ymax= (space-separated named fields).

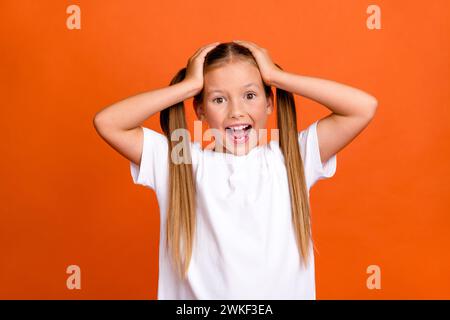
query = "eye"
xmin=246 ymin=92 xmax=256 ymax=99
xmin=213 ymin=97 xmax=224 ymax=104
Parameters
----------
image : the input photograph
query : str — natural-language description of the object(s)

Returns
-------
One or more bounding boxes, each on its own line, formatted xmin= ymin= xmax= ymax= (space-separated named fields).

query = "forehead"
xmin=204 ymin=61 xmax=262 ymax=93
xmin=206 ymin=82 xmax=259 ymax=94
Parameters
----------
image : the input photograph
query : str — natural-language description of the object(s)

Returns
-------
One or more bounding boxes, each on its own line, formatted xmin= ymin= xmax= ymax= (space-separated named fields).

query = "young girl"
xmin=93 ymin=40 xmax=378 ymax=300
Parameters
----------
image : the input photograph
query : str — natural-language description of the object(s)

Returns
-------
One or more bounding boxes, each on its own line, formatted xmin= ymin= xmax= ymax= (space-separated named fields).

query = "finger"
xmin=199 ymin=42 xmax=220 ymax=58
xmin=233 ymin=39 xmax=254 ymax=46
xmin=245 ymin=41 xmax=262 ymax=50
xmin=204 ymin=41 xmax=221 ymax=51
xmin=203 ymin=41 xmax=221 ymax=50
xmin=192 ymin=42 xmax=220 ymax=59
xmin=233 ymin=40 xmax=259 ymax=51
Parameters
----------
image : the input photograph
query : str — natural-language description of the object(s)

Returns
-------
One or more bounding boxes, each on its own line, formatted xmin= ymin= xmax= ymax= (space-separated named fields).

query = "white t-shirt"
xmin=130 ymin=119 xmax=337 ymax=300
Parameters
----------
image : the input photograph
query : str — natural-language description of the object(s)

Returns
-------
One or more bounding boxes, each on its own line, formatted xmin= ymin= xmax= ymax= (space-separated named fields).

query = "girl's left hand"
xmin=232 ymin=40 xmax=281 ymax=86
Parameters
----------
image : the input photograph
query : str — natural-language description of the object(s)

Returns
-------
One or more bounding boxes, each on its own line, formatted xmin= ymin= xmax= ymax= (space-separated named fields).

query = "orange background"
xmin=1 ymin=0 xmax=449 ymax=299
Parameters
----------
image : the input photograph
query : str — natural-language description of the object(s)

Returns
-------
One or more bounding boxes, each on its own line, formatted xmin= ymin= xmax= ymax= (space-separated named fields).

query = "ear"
xmin=193 ymin=100 xmax=205 ymax=121
xmin=266 ymin=93 xmax=274 ymax=115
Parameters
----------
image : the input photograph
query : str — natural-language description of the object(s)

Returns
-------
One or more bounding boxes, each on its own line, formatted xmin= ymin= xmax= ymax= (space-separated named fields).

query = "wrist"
xmin=182 ymin=79 xmax=202 ymax=97
xmin=268 ymin=69 xmax=285 ymax=88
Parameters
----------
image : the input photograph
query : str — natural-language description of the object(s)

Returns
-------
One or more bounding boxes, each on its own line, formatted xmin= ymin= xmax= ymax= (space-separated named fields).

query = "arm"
xmin=93 ymin=80 xmax=199 ymax=165
xmin=270 ymin=71 xmax=378 ymax=164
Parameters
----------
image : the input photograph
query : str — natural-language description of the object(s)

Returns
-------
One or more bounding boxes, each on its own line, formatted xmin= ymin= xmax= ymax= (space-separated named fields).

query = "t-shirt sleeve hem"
xmin=129 ymin=126 xmax=165 ymax=190
xmin=311 ymin=120 xmax=337 ymax=179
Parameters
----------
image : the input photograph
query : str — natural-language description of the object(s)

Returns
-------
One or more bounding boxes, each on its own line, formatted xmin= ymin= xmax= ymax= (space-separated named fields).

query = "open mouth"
xmin=225 ymin=124 xmax=252 ymax=144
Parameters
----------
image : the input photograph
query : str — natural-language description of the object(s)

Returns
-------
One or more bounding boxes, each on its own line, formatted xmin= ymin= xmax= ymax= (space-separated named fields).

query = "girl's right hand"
xmin=183 ymin=41 xmax=221 ymax=95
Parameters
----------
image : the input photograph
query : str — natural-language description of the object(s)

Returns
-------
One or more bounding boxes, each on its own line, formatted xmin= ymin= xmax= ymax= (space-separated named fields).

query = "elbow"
xmin=93 ymin=112 xmax=110 ymax=134
xmin=371 ymin=96 xmax=379 ymax=109
xmin=366 ymin=97 xmax=378 ymax=119
xmin=93 ymin=113 xmax=102 ymax=131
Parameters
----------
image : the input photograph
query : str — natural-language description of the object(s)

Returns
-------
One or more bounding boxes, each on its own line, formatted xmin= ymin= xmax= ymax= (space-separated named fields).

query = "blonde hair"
xmin=159 ymin=42 xmax=312 ymax=280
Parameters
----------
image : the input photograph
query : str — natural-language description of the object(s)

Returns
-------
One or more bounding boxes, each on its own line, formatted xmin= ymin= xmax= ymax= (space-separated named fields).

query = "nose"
xmin=228 ymin=100 xmax=245 ymax=119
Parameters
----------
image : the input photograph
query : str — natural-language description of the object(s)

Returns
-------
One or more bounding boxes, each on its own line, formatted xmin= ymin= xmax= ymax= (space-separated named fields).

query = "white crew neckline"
xmin=192 ymin=141 xmax=266 ymax=161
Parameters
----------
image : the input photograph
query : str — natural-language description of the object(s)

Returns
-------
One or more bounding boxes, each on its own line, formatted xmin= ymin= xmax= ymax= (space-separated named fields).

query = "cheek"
xmin=250 ymin=107 xmax=269 ymax=124
xmin=205 ymin=108 xmax=224 ymax=127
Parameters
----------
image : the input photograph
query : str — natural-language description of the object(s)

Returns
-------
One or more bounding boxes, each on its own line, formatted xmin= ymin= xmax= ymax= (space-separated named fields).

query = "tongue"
xmin=230 ymin=129 xmax=246 ymax=139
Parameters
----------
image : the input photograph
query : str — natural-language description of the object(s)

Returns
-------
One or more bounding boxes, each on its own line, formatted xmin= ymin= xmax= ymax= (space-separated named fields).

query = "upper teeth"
xmin=228 ymin=125 xmax=249 ymax=130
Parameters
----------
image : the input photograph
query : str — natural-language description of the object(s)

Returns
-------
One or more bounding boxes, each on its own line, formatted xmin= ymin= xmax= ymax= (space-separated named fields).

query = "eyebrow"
xmin=207 ymin=83 xmax=258 ymax=94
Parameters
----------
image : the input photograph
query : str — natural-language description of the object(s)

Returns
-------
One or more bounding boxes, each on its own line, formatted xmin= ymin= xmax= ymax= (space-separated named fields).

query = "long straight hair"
xmin=160 ymin=42 xmax=312 ymax=280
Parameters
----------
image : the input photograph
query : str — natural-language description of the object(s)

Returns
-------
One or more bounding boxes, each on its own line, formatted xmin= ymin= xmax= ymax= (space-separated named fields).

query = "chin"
xmin=222 ymin=130 xmax=260 ymax=156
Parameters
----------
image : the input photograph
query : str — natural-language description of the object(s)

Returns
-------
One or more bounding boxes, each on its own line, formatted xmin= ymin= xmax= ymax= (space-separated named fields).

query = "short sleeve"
xmin=298 ymin=119 xmax=337 ymax=188
xmin=129 ymin=127 xmax=169 ymax=192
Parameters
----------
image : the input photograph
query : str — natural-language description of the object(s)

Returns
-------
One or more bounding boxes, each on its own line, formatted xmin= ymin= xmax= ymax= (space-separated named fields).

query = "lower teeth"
xmin=227 ymin=129 xmax=249 ymax=143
